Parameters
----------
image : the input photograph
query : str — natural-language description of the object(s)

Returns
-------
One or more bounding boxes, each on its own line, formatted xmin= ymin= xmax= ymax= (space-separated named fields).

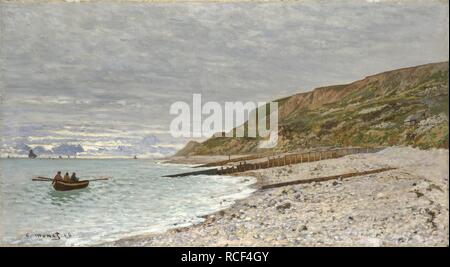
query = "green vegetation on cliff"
xmin=176 ymin=62 xmax=449 ymax=156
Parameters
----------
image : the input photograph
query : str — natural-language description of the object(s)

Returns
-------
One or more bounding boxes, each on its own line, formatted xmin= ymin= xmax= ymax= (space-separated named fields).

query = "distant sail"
xmin=28 ymin=149 xmax=37 ymax=159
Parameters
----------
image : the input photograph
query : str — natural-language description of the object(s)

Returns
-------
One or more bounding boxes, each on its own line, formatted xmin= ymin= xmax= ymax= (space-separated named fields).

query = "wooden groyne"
xmin=260 ymin=167 xmax=396 ymax=190
xmin=193 ymin=153 xmax=273 ymax=168
xmin=217 ymin=147 xmax=385 ymax=175
xmin=163 ymin=168 xmax=218 ymax=178
xmin=164 ymin=146 xmax=385 ymax=177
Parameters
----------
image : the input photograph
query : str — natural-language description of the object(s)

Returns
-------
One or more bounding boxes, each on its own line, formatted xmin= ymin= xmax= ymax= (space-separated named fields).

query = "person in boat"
xmin=70 ymin=172 xmax=78 ymax=182
xmin=63 ymin=172 xmax=71 ymax=182
xmin=53 ymin=171 xmax=63 ymax=181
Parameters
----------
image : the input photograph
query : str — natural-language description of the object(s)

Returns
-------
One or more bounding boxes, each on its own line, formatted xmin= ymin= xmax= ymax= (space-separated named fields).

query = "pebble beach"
xmin=107 ymin=147 xmax=449 ymax=247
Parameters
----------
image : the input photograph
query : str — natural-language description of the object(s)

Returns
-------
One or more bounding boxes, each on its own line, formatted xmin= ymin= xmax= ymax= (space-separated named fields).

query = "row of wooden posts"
xmin=217 ymin=147 xmax=385 ymax=175
xmin=196 ymin=152 xmax=273 ymax=168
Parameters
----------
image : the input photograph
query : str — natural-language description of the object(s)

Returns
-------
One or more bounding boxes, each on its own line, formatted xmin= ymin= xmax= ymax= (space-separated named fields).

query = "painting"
xmin=0 ymin=0 xmax=448 ymax=249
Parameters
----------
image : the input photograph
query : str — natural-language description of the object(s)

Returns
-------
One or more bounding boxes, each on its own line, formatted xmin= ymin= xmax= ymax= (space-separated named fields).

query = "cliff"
xmin=176 ymin=62 xmax=449 ymax=156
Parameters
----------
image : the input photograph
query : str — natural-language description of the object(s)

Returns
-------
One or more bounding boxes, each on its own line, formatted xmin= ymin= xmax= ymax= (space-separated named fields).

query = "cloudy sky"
xmin=0 ymin=0 xmax=448 ymax=157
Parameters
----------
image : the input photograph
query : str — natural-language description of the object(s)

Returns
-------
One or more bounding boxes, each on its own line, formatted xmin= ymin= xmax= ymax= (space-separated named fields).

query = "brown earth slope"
xmin=176 ymin=62 xmax=449 ymax=156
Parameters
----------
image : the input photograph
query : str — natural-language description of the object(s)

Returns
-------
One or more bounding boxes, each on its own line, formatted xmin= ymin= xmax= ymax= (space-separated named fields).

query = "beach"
xmin=107 ymin=147 xmax=449 ymax=247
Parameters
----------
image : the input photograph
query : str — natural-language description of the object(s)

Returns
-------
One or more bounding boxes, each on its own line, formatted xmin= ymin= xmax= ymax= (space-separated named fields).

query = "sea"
xmin=0 ymin=158 xmax=256 ymax=246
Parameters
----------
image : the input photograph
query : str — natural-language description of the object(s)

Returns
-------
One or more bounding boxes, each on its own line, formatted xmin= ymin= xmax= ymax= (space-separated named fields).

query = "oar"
xmin=36 ymin=176 xmax=52 ymax=180
xmin=32 ymin=177 xmax=52 ymax=181
xmin=85 ymin=178 xmax=109 ymax=182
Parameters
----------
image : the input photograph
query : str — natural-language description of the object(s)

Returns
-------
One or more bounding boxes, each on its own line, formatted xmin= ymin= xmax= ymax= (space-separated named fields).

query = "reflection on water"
xmin=1 ymin=159 xmax=256 ymax=246
xmin=48 ymin=188 xmax=91 ymax=205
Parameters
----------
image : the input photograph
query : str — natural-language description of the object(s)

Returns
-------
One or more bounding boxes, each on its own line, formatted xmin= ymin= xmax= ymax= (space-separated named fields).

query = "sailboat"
xmin=28 ymin=149 xmax=37 ymax=159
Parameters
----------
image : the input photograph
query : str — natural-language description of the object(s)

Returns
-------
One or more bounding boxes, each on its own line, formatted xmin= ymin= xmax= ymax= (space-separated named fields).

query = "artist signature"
xmin=25 ymin=232 xmax=72 ymax=240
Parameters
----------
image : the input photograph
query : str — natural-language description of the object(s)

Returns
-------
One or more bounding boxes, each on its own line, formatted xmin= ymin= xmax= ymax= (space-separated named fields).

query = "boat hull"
xmin=53 ymin=180 xmax=89 ymax=191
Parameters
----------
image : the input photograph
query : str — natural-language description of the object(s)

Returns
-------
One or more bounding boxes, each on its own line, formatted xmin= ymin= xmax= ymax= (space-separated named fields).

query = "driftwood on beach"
xmin=260 ymin=167 xmax=396 ymax=190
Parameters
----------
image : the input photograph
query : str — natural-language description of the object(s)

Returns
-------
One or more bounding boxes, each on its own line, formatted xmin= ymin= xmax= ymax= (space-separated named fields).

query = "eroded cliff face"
xmin=176 ymin=62 xmax=449 ymax=156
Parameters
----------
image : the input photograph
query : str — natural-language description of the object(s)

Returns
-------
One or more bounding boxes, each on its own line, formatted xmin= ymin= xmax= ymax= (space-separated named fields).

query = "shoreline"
xmin=97 ymin=172 xmax=263 ymax=247
xmin=104 ymin=146 xmax=449 ymax=247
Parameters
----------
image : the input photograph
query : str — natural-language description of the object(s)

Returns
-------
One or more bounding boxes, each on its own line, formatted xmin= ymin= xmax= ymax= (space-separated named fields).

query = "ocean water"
xmin=0 ymin=159 xmax=256 ymax=246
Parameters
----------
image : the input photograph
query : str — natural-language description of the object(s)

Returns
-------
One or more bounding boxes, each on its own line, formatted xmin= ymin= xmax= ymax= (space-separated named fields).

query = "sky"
xmin=0 ymin=0 xmax=448 ymax=158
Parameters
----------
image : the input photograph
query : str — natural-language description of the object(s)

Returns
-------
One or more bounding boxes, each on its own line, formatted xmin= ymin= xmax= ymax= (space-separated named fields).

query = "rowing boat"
xmin=52 ymin=180 xmax=89 ymax=191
